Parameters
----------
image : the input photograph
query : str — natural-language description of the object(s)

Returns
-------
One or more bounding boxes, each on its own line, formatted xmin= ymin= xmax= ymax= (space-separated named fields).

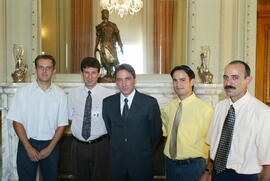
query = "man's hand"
xmin=25 ymin=145 xmax=40 ymax=162
xmin=38 ymin=126 xmax=66 ymax=160
xmin=199 ymin=172 xmax=211 ymax=181
xmin=199 ymin=157 xmax=213 ymax=181
xmin=261 ymin=165 xmax=270 ymax=181
xmin=39 ymin=146 xmax=53 ymax=160
xmin=13 ymin=121 xmax=41 ymax=162
xmin=94 ymin=48 xmax=99 ymax=58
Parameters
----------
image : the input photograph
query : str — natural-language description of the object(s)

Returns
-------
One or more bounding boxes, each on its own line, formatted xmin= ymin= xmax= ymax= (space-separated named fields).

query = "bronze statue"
xmin=95 ymin=9 xmax=123 ymax=82
xmin=197 ymin=47 xmax=213 ymax=84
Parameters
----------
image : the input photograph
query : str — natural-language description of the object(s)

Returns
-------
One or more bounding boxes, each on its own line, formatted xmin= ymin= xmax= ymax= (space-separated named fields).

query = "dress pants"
xmin=17 ymin=138 xmax=60 ymax=181
xmin=111 ymin=170 xmax=153 ymax=181
xmin=71 ymin=136 xmax=110 ymax=181
xmin=212 ymin=169 xmax=259 ymax=181
xmin=165 ymin=157 xmax=206 ymax=181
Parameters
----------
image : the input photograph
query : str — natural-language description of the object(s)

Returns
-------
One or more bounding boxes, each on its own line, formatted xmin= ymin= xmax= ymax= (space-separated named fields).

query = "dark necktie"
xmin=169 ymin=102 xmax=182 ymax=159
xmin=122 ymin=98 xmax=129 ymax=120
xmin=82 ymin=90 xmax=92 ymax=140
xmin=214 ymin=105 xmax=236 ymax=174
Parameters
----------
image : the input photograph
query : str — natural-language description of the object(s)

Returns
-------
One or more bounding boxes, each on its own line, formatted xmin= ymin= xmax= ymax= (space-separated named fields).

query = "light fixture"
xmin=100 ymin=0 xmax=143 ymax=18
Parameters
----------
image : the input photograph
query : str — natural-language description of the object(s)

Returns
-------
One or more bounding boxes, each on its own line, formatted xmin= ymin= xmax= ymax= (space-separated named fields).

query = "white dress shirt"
xmin=68 ymin=84 xmax=114 ymax=141
xmin=207 ymin=91 xmax=270 ymax=174
xmin=120 ymin=89 xmax=136 ymax=115
xmin=7 ymin=81 xmax=69 ymax=140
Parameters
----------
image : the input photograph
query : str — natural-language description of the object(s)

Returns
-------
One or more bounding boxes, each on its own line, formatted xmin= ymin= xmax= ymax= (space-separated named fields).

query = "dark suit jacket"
xmin=102 ymin=90 xmax=162 ymax=180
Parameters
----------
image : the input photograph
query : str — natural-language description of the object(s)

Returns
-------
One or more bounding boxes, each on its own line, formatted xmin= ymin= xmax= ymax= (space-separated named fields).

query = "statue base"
xmin=11 ymin=69 xmax=27 ymax=82
xmin=98 ymin=75 xmax=115 ymax=83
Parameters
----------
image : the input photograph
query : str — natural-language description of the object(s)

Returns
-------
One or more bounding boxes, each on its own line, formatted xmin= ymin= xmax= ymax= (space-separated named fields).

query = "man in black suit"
xmin=102 ymin=64 xmax=162 ymax=181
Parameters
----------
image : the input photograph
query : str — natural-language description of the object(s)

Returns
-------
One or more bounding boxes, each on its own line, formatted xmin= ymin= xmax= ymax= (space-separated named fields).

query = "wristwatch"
xmin=205 ymin=168 xmax=213 ymax=175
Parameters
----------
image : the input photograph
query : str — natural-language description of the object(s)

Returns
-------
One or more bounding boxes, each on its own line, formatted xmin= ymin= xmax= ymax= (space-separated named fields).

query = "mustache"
xmin=224 ymin=85 xmax=236 ymax=89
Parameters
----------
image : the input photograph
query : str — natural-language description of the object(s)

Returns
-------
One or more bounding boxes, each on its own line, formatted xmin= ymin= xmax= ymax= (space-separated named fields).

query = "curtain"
xmin=72 ymin=0 xmax=94 ymax=73
xmin=154 ymin=0 xmax=176 ymax=74
xmin=172 ymin=0 xmax=186 ymax=68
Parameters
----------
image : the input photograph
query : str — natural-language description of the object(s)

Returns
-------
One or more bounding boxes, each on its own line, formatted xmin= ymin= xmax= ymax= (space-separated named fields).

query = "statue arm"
xmin=116 ymin=32 xmax=123 ymax=53
xmin=114 ymin=24 xmax=123 ymax=53
xmin=94 ymin=34 xmax=101 ymax=58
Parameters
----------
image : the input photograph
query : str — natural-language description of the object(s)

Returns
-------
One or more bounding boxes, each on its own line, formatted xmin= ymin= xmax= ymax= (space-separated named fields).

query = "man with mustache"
xmin=200 ymin=60 xmax=270 ymax=181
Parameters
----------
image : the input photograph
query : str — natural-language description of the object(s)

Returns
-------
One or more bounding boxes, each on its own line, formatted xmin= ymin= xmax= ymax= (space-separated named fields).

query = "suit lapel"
xmin=115 ymin=93 xmax=122 ymax=118
xmin=127 ymin=90 xmax=140 ymax=120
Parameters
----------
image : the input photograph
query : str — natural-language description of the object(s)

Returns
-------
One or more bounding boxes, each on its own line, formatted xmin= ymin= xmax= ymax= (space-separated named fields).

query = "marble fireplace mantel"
xmin=0 ymin=81 xmax=223 ymax=181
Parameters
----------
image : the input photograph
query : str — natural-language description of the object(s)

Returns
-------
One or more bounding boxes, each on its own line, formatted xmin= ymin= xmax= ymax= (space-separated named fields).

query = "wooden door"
xmin=256 ymin=0 xmax=270 ymax=106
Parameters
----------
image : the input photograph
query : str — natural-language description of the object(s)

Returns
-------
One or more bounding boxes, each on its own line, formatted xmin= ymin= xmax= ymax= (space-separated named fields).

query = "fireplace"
xmin=57 ymin=130 xmax=166 ymax=181
xmin=0 ymin=82 xmax=223 ymax=180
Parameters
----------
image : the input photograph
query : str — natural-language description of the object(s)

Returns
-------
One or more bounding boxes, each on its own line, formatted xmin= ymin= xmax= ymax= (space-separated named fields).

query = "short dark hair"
xmin=114 ymin=64 xmax=136 ymax=78
xmin=228 ymin=60 xmax=251 ymax=77
xmin=170 ymin=65 xmax=195 ymax=80
xmin=102 ymin=9 xmax=109 ymax=14
xmin=80 ymin=57 xmax=100 ymax=72
xmin=34 ymin=54 xmax=56 ymax=68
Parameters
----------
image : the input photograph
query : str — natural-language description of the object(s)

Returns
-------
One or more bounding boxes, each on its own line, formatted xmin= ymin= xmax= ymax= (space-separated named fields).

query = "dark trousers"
xmin=111 ymin=170 xmax=153 ymax=181
xmin=165 ymin=157 xmax=206 ymax=181
xmin=17 ymin=138 xmax=60 ymax=181
xmin=213 ymin=169 xmax=259 ymax=181
xmin=71 ymin=136 xmax=110 ymax=181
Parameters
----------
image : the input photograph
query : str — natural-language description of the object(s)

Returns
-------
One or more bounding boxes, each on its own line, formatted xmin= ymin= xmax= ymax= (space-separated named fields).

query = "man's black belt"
xmin=73 ymin=134 xmax=108 ymax=144
xmin=172 ymin=157 xmax=203 ymax=165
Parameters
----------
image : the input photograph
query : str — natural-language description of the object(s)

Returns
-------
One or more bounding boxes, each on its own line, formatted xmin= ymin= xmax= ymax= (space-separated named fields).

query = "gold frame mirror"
xmin=32 ymin=0 xmax=187 ymax=79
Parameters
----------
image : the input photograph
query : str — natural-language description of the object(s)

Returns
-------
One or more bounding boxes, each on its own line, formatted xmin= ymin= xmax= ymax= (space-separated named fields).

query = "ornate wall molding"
xmin=185 ymin=0 xmax=257 ymax=91
xmin=31 ymin=0 xmax=40 ymax=81
xmin=186 ymin=0 xmax=197 ymax=67
xmin=0 ymin=0 xmax=7 ymax=82
xmin=234 ymin=0 xmax=257 ymax=93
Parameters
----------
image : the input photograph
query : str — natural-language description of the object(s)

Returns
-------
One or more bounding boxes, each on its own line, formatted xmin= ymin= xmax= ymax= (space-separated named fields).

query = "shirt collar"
xmin=177 ymin=92 xmax=196 ymax=105
xmin=84 ymin=84 xmax=98 ymax=94
xmin=229 ymin=91 xmax=251 ymax=110
xmin=33 ymin=80 xmax=54 ymax=92
xmin=120 ymin=89 xmax=136 ymax=103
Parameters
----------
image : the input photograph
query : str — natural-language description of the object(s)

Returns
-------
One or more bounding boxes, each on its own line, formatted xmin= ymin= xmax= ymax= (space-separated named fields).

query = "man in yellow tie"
xmin=162 ymin=65 xmax=213 ymax=181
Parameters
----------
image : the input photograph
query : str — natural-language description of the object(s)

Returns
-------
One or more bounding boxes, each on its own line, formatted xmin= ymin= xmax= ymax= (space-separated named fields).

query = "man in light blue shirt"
xmin=68 ymin=57 xmax=114 ymax=181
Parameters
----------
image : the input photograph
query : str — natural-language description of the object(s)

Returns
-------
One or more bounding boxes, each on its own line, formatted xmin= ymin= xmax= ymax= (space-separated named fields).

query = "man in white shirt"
xmin=68 ymin=57 xmax=114 ymax=181
xmin=200 ymin=60 xmax=270 ymax=181
xmin=7 ymin=54 xmax=69 ymax=181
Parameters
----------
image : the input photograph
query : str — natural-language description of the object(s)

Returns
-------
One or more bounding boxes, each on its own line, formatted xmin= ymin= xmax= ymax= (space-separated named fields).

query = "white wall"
xmin=186 ymin=0 xmax=257 ymax=93
xmin=5 ymin=0 xmax=33 ymax=82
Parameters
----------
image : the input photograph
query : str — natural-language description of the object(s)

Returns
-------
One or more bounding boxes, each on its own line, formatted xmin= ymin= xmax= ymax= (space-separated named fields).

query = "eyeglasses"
xmin=36 ymin=65 xmax=54 ymax=71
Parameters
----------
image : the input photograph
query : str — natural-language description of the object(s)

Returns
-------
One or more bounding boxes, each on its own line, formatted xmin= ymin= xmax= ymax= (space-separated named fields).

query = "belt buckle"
xmin=87 ymin=134 xmax=106 ymax=144
xmin=87 ymin=140 xmax=93 ymax=144
xmin=185 ymin=159 xmax=191 ymax=164
xmin=87 ymin=138 xmax=97 ymax=144
xmin=175 ymin=158 xmax=191 ymax=165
